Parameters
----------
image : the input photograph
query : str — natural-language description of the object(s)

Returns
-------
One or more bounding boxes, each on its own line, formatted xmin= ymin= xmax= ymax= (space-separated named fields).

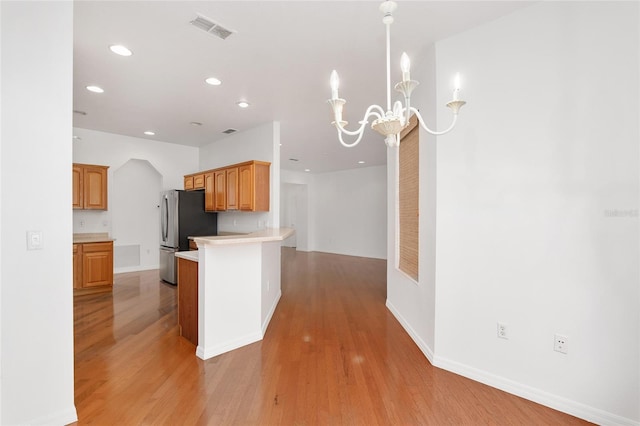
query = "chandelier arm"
xmin=410 ymin=106 xmax=459 ymax=136
xmin=334 ymin=104 xmax=385 ymax=136
xmin=337 ymin=128 xmax=366 ymax=148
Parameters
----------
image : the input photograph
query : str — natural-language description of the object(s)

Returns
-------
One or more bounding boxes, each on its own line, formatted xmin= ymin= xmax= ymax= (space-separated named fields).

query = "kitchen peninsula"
xmin=176 ymin=228 xmax=294 ymax=360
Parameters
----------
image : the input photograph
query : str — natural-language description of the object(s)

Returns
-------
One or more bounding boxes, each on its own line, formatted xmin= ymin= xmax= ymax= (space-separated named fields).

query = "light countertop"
xmin=73 ymin=233 xmax=115 ymax=244
xmin=193 ymin=228 xmax=295 ymax=247
xmin=175 ymin=251 xmax=199 ymax=262
xmin=176 ymin=228 xmax=295 ymax=263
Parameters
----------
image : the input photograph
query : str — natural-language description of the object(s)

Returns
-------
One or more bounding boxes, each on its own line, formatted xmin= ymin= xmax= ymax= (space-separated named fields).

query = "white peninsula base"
xmin=191 ymin=228 xmax=294 ymax=360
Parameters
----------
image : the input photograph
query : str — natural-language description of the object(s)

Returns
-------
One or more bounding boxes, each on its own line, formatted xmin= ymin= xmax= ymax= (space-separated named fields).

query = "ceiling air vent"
xmin=190 ymin=14 xmax=235 ymax=40
xmin=222 ymin=128 xmax=237 ymax=134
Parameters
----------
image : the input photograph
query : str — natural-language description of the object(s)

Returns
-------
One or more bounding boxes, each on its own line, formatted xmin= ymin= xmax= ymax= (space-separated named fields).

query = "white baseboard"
xmin=114 ymin=264 xmax=158 ymax=274
xmin=28 ymin=406 xmax=77 ymax=425
xmin=385 ymin=299 xmax=435 ymax=363
xmin=434 ymin=356 xmax=639 ymax=426
xmin=262 ymin=290 xmax=282 ymax=335
xmin=196 ymin=331 xmax=263 ymax=360
xmin=386 ymin=299 xmax=638 ymax=426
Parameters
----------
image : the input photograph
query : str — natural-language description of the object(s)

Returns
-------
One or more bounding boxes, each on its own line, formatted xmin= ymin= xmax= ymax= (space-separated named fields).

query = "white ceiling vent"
xmin=190 ymin=14 xmax=235 ymax=40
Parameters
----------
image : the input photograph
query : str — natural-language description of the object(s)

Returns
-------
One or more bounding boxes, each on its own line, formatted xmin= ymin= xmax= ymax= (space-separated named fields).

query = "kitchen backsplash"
xmin=73 ymin=210 xmax=112 ymax=234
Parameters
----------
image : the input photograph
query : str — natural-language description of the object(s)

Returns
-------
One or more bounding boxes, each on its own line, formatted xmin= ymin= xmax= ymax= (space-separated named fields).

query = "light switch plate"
xmin=27 ymin=231 xmax=43 ymax=250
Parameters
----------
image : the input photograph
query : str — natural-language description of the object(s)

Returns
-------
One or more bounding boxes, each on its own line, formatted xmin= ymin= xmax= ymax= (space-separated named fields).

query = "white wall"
xmin=390 ymin=2 xmax=639 ymax=425
xmin=111 ymin=160 xmax=162 ymax=272
xmin=386 ymin=43 xmax=439 ymax=361
xmin=281 ymin=170 xmax=315 ymax=252
xmin=0 ymin=2 xmax=77 ymax=424
xmin=199 ymin=122 xmax=280 ymax=233
xmin=73 ymin=127 xmax=199 ymax=271
xmin=282 ymin=166 xmax=387 ymax=259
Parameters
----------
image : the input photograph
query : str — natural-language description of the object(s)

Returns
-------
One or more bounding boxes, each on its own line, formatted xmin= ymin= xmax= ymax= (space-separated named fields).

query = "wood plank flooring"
xmin=73 ymin=248 xmax=589 ymax=425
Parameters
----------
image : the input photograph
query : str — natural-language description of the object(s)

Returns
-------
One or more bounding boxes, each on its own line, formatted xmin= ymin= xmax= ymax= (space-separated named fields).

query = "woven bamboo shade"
xmin=399 ymin=116 xmax=419 ymax=281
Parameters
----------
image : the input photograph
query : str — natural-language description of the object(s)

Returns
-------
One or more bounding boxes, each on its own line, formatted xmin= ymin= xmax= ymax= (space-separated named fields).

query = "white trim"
xmin=432 ymin=356 xmax=640 ymax=426
xmin=385 ymin=299 xmax=434 ymax=363
xmin=262 ymin=290 xmax=281 ymax=335
xmin=26 ymin=406 xmax=78 ymax=425
xmin=114 ymin=264 xmax=158 ymax=274
xmin=196 ymin=331 xmax=263 ymax=360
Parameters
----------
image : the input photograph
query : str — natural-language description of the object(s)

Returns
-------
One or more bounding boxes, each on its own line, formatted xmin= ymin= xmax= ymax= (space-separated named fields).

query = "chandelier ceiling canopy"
xmin=327 ymin=0 xmax=466 ymax=148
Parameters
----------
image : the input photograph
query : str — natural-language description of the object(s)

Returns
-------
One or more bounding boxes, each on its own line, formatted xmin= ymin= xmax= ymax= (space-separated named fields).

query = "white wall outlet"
xmin=497 ymin=322 xmax=508 ymax=339
xmin=79 ymin=220 xmax=85 ymax=228
xmin=267 ymin=280 xmax=270 ymax=291
xmin=554 ymin=334 xmax=568 ymax=354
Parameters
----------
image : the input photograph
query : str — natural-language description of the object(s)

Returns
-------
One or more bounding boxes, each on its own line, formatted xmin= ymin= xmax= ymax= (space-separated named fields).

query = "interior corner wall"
xmin=280 ymin=169 xmax=315 ymax=252
xmin=198 ymin=122 xmax=279 ymax=233
xmin=385 ymin=44 xmax=438 ymax=362
xmin=1 ymin=2 xmax=77 ymax=424
xmin=311 ymin=166 xmax=387 ymax=259
xmin=72 ymin=127 xmax=199 ymax=272
xmin=433 ymin=2 xmax=639 ymax=424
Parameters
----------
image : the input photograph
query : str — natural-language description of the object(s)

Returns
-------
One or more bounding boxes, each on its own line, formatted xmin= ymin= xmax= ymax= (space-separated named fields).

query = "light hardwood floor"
xmin=73 ymin=248 xmax=589 ymax=425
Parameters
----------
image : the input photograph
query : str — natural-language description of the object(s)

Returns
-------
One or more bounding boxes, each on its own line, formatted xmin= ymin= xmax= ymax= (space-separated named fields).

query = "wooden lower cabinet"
xmin=177 ymin=257 xmax=198 ymax=346
xmin=73 ymin=244 xmax=83 ymax=289
xmin=74 ymin=241 xmax=113 ymax=294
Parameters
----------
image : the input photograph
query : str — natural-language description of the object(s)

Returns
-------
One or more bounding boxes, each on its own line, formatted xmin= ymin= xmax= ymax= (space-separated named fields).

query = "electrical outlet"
xmin=267 ymin=280 xmax=270 ymax=291
xmin=497 ymin=322 xmax=508 ymax=339
xmin=554 ymin=334 xmax=568 ymax=354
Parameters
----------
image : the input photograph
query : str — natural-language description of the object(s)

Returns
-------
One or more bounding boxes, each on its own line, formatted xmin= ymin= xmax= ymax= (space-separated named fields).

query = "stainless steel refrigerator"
xmin=159 ymin=190 xmax=217 ymax=284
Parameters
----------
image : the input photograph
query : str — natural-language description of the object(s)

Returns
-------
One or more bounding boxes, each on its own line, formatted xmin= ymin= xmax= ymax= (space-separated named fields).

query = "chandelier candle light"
xmin=327 ymin=0 xmax=466 ymax=148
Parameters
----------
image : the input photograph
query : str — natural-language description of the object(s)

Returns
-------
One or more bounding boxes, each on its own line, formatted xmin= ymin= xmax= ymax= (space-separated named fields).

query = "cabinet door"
xmin=73 ymin=244 xmax=83 ymax=289
xmin=184 ymin=176 xmax=194 ymax=191
xmin=82 ymin=242 xmax=113 ymax=287
xmin=83 ymin=166 xmax=108 ymax=210
xmin=193 ymin=174 xmax=205 ymax=190
xmin=238 ymin=164 xmax=254 ymax=211
xmin=72 ymin=165 xmax=83 ymax=209
xmin=226 ymin=167 xmax=238 ymax=210
xmin=204 ymin=172 xmax=215 ymax=211
xmin=177 ymin=257 xmax=198 ymax=346
xmin=214 ymin=170 xmax=226 ymax=211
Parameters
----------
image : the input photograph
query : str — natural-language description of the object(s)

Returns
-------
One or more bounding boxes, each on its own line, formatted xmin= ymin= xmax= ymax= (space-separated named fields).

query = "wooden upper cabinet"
xmin=239 ymin=161 xmax=270 ymax=211
xmin=73 ymin=163 xmax=108 ymax=210
xmin=204 ymin=172 xmax=215 ymax=212
xmin=226 ymin=167 xmax=239 ymax=210
xmin=193 ymin=174 xmax=205 ymax=190
xmin=72 ymin=165 xmax=83 ymax=209
xmin=184 ymin=173 xmax=205 ymax=191
xmin=184 ymin=175 xmax=194 ymax=191
xmin=186 ymin=160 xmax=270 ymax=212
xmin=214 ymin=170 xmax=227 ymax=211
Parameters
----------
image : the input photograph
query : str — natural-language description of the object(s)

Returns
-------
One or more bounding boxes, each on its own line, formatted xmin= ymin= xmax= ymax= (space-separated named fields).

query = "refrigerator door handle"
xmin=162 ymin=195 xmax=169 ymax=242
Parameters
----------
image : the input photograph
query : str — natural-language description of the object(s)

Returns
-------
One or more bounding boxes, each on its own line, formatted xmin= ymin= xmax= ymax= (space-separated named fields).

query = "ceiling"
xmin=73 ymin=1 xmax=532 ymax=173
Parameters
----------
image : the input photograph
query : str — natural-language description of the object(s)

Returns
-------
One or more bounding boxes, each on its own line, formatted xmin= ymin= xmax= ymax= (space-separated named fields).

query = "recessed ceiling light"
xmin=144 ymin=131 xmax=155 ymax=136
xmin=109 ymin=44 xmax=132 ymax=56
xmin=304 ymin=169 xmax=311 ymax=172
xmin=358 ymin=160 xmax=366 ymax=164
xmin=190 ymin=121 xmax=203 ymax=126
xmin=205 ymin=77 xmax=222 ymax=86
xmin=237 ymin=101 xmax=250 ymax=108
xmin=86 ymin=85 xmax=104 ymax=93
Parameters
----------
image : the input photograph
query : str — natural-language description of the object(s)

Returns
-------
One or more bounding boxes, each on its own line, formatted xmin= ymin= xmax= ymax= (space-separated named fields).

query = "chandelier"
xmin=327 ymin=0 xmax=466 ymax=148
